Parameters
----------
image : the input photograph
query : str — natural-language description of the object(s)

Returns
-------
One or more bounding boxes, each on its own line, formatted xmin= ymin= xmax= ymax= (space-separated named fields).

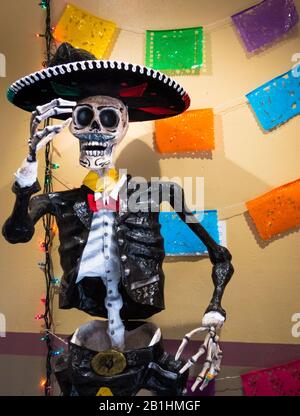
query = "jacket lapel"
xmin=73 ymin=187 xmax=93 ymax=229
xmin=74 ymin=175 xmax=132 ymax=228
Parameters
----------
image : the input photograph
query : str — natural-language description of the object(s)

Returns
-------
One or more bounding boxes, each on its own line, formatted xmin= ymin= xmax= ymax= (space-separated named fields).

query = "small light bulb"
xmin=39 ymin=0 xmax=48 ymax=9
xmin=51 ymin=224 xmax=58 ymax=234
xmin=40 ymin=378 xmax=47 ymax=388
xmin=51 ymin=348 xmax=64 ymax=356
xmin=38 ymin=240 xmax=46 ymax=252
xmin=51 ymin=277 xmax=61 ymax=285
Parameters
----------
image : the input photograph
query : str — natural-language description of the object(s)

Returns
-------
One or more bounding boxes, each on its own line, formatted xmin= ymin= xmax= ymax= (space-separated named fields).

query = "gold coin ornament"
xmin=91 ymin=349 xmax=127 ymax=376
xmin=96 ymin=387 xmax=113 ymax=396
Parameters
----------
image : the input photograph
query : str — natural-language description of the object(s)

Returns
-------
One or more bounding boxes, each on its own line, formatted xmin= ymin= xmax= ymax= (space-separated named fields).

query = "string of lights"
xmin=38 ymin=0 xmax=57 ymax=396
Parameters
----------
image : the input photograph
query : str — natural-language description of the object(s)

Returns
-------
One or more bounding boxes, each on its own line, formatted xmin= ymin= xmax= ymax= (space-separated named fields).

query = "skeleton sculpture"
xmin=3 ymin=43 xmax=234 ymax=396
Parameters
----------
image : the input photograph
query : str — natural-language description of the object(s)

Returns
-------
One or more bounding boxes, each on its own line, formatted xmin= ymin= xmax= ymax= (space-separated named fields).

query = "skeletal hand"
xmin=27 ymin=98 xmax=77 ymax=161
xmin=175 ymin=324 xmax=223 ymax=392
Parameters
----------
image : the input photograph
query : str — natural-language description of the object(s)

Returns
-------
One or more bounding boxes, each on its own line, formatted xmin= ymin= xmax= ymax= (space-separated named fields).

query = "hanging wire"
xmin=42 ymin=138 xmax=55 ymax=396
xmin=52 ymin=174 xmax=74 ymax=190
xmin=39 ymin=0 xmax=57 ymax=396
xmin=42 ymin=0 xmax=56 ymax=67
xmin=44 ymin=329 xmax=69 ymax=345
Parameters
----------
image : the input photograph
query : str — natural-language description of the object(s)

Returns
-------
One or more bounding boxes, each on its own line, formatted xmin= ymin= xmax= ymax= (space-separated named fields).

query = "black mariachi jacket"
xmin=2 ymin=176 xmax=233 ymax=320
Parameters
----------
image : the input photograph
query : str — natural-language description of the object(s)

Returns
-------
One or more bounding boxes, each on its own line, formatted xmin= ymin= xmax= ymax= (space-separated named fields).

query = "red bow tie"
xmin=87 ymin=194 xmax=119 ymax=212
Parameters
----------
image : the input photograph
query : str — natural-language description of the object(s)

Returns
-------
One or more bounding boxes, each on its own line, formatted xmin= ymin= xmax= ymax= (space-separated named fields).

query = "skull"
xmin=69 ymin=96 xmax=129 ymax=170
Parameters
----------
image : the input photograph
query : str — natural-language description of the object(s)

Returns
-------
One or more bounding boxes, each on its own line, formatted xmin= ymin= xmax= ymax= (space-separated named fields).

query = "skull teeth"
xmin=84 ymin=149 xmax=108 ymax=156
xmin=82 ymin=141 xmax=109 ymax=149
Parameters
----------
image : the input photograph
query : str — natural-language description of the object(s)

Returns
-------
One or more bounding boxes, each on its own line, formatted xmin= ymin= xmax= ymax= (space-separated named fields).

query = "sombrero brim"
xmin=7 ymin=60 xmax=190 ymax=122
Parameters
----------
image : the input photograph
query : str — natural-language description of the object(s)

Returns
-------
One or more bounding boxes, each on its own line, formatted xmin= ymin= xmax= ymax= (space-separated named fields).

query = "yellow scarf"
xmin=82 ymin=168 xmax=119 ymax=194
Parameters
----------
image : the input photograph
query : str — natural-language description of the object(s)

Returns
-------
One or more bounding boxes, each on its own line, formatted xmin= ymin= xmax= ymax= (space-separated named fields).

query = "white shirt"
xmin=76 ymin=175 xmax=127 ymax=350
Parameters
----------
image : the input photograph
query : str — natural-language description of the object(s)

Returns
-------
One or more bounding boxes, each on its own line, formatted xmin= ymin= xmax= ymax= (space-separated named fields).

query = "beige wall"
xmin=0 ymin=0 xmax=300 ymax=347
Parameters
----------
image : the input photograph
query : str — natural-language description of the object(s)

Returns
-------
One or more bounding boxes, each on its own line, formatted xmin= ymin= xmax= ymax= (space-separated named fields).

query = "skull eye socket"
xmin=75 ymin=107 xmax=94 ymax=127
xmin=100 ymin=109 xmax=119 ymax=129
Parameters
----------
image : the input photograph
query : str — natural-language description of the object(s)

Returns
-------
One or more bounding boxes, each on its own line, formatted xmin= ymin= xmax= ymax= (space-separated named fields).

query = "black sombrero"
xmin=7 ymin=43 xmax=190 ymax=122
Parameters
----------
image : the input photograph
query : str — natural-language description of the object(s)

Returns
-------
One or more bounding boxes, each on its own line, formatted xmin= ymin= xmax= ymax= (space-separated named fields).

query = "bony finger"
xmin=194 ymin=368 xmax=210 ymax=392
xmin=57 ymin=98 xmax=77 ymax=107
xmin=36 ymin=100 xmax=57 ymax=115
xmin=179 ymin=346 xmax=206 ymax=375
xmin=35 ymin=108 xmax=73 ymax=124
xmin=179 ymin=353 xmax=200 ymax=375
xmin=209 ymin=327 xmax=216 ymax=338
xmin=179 ymin=361 xmax=192 ymax=375
xmin=35 ymin=126 xmax=60 ymax=140
xmin=175 ymin=337 xmax=189 ymax=361
xmin=29 ymin=136 xmax=38 ymax=149
xmin=36 ymin=133 xmax=55 ymax=148
xmin=210 ymin=340 xmax=217 ymax=354
xmin=36 ymin=98 xmax=77 ymax=115
xmin=199 ymin=372 xmax=215 ymax=391
xmin=191 ymin=375 xmax=204 ymax=391
xmin=176 ymin=327 xmax=209 ymax=362
xmin=30 ymin=115 xmax=40 ymax=138
xmin=36 ymin=132 xmax=57 ymax=151
xmin=36 ymin=118 xmax=70 ymax=138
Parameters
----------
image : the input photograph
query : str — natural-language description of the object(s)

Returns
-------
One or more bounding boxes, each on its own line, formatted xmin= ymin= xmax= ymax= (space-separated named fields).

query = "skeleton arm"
xmin=166 ymin=181 xmax=234 ymax=319
xmin=15 ymin=98 xmax=75 ymax=189
xmin=160 ymin=181 xmax=234 ymax=391
xmin=2 ymin=99 xmax=76 ymax=244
